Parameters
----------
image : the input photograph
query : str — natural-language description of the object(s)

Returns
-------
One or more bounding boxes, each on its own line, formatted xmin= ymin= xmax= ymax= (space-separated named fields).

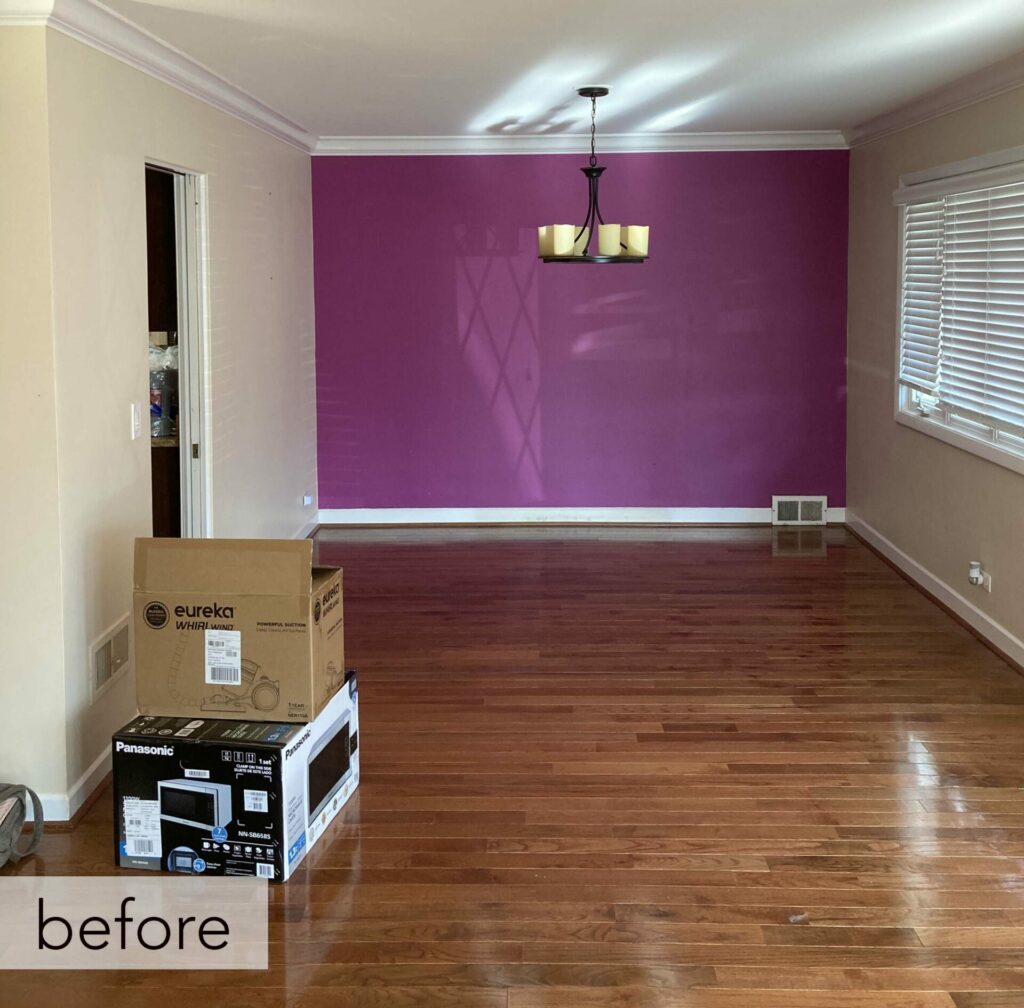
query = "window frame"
xmin=893 ymin=147 xmax=1024 ymax=478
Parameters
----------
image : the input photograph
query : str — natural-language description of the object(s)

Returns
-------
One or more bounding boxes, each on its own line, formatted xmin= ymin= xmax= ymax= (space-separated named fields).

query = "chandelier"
xmin=538 ymin=86 xmax=649 ymax=264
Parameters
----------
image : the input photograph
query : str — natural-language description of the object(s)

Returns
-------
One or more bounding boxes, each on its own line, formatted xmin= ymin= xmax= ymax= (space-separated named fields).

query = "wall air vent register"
xmin=771 ymin=495 xmax=827 ymax=526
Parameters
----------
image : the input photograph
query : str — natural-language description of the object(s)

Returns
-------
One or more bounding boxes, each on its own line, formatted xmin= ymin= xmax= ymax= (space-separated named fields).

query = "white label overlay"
xmin=243 ymin=790 xmax=269 ymax=813
xmin=0 ymin=876 xmax=267 ymax=970
xmin=204 ymin=629 xmax=241 ymax=686
xmin=122 ymin=798 xmax=161 ymax=859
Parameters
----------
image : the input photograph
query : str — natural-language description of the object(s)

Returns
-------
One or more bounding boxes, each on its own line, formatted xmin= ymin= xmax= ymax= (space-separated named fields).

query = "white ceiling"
xmin=97 ymin=0 xmax=1024 ymax=139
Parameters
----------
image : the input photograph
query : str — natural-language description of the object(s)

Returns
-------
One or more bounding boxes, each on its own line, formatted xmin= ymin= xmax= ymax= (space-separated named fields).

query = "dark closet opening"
xmin=145 ymin=166 xmax=181 ymax=538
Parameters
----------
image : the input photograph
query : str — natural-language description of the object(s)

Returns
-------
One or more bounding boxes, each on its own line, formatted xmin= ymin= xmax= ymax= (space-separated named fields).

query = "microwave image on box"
xmin=159 ymin=778 xmax=232 ymax=830
xmin=307 ymin=713 xmax=353 ymax=825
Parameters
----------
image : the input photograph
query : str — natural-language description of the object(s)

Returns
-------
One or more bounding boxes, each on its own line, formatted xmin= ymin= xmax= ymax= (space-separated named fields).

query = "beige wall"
xmin=0 ymin=26 xmax=317 ymax=811
xmin=0 ymin=27 xmax=69 ymax=796
xmin=847 ymin=88 xmax=1024 ymax=648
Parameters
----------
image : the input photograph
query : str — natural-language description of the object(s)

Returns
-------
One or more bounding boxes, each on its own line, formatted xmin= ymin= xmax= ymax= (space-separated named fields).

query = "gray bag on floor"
xmin=0 ymin=783 xmax=43 ymax=868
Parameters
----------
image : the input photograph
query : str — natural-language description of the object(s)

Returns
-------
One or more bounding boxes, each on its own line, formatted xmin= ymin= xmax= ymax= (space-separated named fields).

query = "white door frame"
xmin=175 ymin=171 xmax=212 ymax=537
xmin=150 ymin=160 xmax=212 ymax=537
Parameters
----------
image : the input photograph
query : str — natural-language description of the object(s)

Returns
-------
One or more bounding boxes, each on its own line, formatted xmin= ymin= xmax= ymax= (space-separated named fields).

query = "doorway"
xmin=144 ymin=163 xmax=208 ymax=537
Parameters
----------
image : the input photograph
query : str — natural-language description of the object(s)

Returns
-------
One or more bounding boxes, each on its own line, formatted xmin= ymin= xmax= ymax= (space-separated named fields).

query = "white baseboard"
xmin=37 ymin=796 xmax=69 ymax=822
xmin=847 ymin=511 xmax=1024 ymax=668
xmin=317 ymin=506 xmax=847 ymax=526
xmin=39 ymin=745 xmax=111 ymax=822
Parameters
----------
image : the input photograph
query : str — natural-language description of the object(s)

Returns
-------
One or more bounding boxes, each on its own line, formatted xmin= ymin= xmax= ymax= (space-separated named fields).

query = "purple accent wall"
xmin=312 ymin=150 xmax=848 ymax=509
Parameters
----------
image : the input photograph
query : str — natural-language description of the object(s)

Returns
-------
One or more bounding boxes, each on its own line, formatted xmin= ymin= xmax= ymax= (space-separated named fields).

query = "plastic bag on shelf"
xmin=149 ymin=344 xmax=179 ymax=438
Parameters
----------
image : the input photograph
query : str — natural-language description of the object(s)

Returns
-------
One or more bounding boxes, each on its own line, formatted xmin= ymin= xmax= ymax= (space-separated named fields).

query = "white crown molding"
xmin=0 ymin=0 xmax=50 ymax=24
xmin=317 ymin=507 xmax=847 ymax=525
xmin=0 ymin=0 xmax=315 ymax=151
xmin=314 ymin=131 xmax=849 ymax=156
xmin=846 ymin=49 xmax=1024 ymax=147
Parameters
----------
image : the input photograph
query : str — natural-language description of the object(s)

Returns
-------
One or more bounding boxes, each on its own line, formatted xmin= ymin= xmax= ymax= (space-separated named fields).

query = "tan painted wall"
xmin=847 ymin=88 xmax=1024 ymax=645
xmin=0 ymin=27 xmax=69 ymax=796
xmin=1 ymin=28 xmax=317 ymax=809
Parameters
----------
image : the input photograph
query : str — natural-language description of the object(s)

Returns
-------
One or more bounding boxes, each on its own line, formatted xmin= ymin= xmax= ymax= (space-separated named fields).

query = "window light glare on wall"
xmin=538 ymin=87 xmax=650 ymax=264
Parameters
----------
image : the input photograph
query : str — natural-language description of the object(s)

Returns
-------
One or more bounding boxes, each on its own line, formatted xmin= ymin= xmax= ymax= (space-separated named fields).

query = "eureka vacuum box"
xmin=112 ymin=672 xmax=359 ymax=881
xmin=133 ymin=537 xmax=345 ymax=724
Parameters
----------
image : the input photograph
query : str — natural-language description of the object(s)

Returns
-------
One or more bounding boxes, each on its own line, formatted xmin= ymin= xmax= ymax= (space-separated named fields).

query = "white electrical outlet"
xmin=303 ymin=494 xmax=314 ymax=507
xmin=968 ymin=562 xmax=993 ymax=592
xmin=130 ymin=402 xmax=143 ymax=440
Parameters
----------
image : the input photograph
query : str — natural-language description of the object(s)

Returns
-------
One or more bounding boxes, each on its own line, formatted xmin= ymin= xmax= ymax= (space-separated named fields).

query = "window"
xmin=896 ymin=149 xmax=1024 ymax=475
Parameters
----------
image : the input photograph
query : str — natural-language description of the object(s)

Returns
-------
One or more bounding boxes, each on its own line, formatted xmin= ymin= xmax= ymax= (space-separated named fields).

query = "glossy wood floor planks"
xmin=6 ymin=525 xmax=1024 ymax=1007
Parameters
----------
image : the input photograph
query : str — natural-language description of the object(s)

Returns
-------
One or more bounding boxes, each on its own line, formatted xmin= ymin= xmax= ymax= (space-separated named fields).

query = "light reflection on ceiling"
xmin=96 ymin=0 xmax=1024 ymax=137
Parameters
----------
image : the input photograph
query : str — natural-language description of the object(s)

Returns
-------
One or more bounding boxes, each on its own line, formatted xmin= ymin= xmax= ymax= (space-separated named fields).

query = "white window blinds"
xmin=899 ymin=179 xmax=1024 ymax=436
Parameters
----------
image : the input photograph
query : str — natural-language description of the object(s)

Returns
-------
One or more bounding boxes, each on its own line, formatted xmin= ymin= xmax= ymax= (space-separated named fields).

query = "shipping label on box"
xmin=133 ymin=538 xmax=344 ymax=722
xmin=113 ymin=673 xmax=359 ymax=882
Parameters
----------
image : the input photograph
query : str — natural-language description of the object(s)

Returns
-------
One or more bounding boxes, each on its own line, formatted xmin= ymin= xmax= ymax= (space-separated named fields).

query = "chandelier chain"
xmin=590 ymin=96 xmax=598 ymax=167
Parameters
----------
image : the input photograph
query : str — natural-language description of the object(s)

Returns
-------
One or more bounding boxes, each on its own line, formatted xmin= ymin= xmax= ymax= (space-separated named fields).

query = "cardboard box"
xmin=133 ymin=538 xmax=344 ymax=723
xmin=113 ymin=672 xmax=359 ymax=881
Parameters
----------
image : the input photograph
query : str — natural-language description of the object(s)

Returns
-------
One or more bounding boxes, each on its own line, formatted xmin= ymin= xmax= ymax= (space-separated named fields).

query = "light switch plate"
xmin=303 ymin=494 xmax=314 ymax=507
xmin=130 ymin=402 xmax=143 ymax=440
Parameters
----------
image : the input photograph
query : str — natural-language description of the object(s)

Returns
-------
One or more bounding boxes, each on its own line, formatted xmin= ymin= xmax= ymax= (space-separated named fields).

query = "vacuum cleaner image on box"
xmin=112 ymin=672 xmax=359 ymax=881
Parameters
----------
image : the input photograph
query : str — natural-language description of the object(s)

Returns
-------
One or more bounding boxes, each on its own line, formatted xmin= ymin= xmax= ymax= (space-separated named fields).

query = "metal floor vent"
xmin=771 ymin=495 xmax=827 ymax=526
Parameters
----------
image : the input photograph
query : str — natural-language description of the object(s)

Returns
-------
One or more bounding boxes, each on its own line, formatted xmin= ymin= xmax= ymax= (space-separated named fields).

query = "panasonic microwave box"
xmin=133 ymin=537 xmax=344 ymax=723
xmin=112 ymin=671 xmax=359 ymax=881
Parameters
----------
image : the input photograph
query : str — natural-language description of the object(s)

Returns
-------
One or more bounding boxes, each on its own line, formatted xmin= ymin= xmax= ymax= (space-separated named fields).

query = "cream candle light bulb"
xmin=625 ymin=226 xmax=649 ymax=257
xmin=598 ymin=224 xmax=622 ymax=256
xmin=537 ymin=226 xmax=554 ymax=257
xmin=550 ymin=224 xmax=576 ymax=256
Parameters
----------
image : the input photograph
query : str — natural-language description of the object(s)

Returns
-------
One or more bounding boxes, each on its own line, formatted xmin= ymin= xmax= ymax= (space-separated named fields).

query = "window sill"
xmin=896 ymin=409 xmax=1024 ymax=479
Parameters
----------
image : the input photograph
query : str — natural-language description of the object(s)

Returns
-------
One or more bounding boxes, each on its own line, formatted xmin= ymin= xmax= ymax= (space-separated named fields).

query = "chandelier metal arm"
xmin=575 ymin=167 xmax=607 ymax=255
xmin=574 ymin=178 xmax=593 ymax=248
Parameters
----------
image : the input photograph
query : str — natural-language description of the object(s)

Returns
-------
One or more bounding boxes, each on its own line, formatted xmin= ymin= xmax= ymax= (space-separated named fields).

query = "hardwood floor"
xmin=7 ymin=525 xmax=1024 ymax=1007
